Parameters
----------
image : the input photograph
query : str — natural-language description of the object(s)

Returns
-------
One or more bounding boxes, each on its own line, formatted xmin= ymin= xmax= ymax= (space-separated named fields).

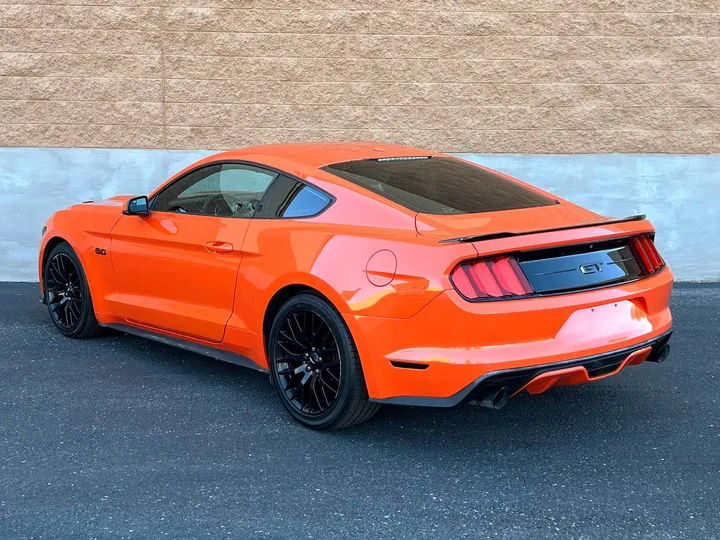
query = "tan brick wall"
xmin=1 ymin=0 xmax=719 ymax=153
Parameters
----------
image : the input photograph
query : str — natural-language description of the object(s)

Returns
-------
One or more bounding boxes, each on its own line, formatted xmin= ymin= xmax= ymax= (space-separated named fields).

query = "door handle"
xmin=204 ymin=241 xmax=233 ymax=254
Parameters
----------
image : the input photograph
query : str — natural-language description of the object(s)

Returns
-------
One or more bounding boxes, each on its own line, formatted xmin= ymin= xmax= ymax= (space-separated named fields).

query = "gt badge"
xmin=579 ymin=262 xmax=603 ymax=274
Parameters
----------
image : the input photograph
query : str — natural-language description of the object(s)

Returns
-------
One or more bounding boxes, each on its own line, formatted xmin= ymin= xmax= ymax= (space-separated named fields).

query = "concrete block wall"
xmin=0 ymin=0 xmax=719 ymax=151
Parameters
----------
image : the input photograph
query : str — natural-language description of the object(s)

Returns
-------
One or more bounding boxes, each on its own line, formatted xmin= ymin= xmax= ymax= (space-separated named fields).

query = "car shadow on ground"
xmin=96 ymin=326 xmax=671 ymax=456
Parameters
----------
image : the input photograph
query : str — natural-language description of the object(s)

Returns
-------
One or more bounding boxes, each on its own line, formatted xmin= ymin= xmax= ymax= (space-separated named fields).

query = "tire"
xmin=43 ymin=242 xmax=102 ymax=339
xmin=268 ymin=293 xmax=380 ymax=430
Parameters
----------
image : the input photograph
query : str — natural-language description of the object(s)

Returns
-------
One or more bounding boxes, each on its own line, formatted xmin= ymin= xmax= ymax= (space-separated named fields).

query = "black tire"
xmin=268 ymin=293 xmax=380 ymax=430
xmin=43 ymin=242 xmax=102 ymax=339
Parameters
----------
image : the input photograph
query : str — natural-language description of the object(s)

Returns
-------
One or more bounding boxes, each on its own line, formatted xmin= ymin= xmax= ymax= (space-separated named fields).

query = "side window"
xmin=283 ymin=186 xmax=331 ymax=218
xmin=255 ymin=174 xmax=331 ymax=219
xmin=151 ymin=164 xmax=221 ymax=214
xmin=152 ymin=163 xmax=276 ymax=218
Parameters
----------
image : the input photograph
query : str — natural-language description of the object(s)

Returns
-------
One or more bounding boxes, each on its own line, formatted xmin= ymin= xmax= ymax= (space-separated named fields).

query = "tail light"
xmin=450 ymin=255 xmax=533 ymax=300
xmin=630 ymin=236 xmax=664 ymax=273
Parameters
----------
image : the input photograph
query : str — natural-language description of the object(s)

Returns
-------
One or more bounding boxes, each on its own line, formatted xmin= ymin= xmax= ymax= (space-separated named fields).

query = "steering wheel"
xmin=246 ymin=199 xmax=261 ymax=214
xmin=230 ymin=199 xmax=262 ymax=217
xmin=201 ymin=194 xmax=232 ymax=216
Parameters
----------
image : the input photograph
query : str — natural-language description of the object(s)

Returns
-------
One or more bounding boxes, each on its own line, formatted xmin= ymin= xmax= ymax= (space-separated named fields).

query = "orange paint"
xmin=516 ymin=346 xmax=653 ymax=396
xmin=38 ymin=142 xmax=673 ymax=404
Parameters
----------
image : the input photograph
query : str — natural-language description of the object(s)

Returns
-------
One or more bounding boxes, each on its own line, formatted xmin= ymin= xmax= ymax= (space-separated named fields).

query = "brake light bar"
xmin=631 ymin=236 xmax=664 ymax=273
xmin=450 ymin=255 xmax=533 ymax=300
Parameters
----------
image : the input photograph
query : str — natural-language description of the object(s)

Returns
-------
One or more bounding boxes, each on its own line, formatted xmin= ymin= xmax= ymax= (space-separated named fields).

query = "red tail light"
xmin=450 ymin=256 xmax=533 ymax=300
xmin=630 ymin=236 xmax=664 ymax=273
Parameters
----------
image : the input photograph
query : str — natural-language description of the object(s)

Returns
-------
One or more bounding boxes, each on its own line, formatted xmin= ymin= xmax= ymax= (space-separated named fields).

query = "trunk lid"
xmin=516 ymin=237 xmax=647 ymax=294
xmin=423 ymin=204 xmax=661 ymax=297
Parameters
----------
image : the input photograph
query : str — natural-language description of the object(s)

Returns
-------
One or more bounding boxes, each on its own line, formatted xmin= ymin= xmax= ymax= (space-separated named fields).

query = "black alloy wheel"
xmin=275 ymin=308 xmax=342 ymax=415
xmin=268 ymin=293 xmax=380 ymax=430
xmin=43 ymin=242 xmax=101 ymax=338
xmin=45 ymin=252 xmax=83 ymax=330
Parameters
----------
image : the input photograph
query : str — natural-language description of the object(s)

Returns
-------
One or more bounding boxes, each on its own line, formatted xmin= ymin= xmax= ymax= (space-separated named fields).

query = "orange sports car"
xmin=39 ymin=142 xmax=673 ymax=429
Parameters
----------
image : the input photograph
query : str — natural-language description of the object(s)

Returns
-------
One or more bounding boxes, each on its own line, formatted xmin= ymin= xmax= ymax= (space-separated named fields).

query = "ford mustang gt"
xmin=39 ymin=142 xmax=673 ymax=429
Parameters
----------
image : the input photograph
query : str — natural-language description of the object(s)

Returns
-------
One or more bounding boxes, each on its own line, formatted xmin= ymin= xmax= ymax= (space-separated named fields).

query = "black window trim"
xmin=148 ymin=159 xmax=335 ymax=220
xmin=254 ymin=173 xmax=334 ymax=220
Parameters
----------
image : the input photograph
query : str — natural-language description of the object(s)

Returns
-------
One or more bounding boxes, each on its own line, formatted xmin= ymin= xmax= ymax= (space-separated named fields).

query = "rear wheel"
xmin=43 ymin=242 xmax=102 ymax=338
xmin=268 ymin=293 xmax=380 ymax=430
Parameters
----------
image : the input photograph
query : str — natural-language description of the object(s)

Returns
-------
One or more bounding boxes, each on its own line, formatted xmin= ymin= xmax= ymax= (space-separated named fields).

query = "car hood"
xmin=414 ymin=202 xmax=606 ymax=242
xmin=69 ymin=195 xmax=133 ymax=209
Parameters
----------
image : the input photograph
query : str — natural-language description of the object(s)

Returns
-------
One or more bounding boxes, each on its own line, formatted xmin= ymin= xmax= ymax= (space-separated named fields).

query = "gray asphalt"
xmin=0 ymin=282 xmax=718 ymax=540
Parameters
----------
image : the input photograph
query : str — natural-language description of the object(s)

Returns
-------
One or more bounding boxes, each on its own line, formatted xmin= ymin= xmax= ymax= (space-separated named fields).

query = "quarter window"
xmin=255 ymin=174 xmax=331 ymax=218
xmin=283 ymin=186 xmax=330 ymax=218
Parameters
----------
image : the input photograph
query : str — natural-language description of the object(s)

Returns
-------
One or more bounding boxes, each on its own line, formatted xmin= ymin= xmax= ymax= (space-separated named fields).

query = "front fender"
xmin=38 ymin=204 xmax=123 ymax=319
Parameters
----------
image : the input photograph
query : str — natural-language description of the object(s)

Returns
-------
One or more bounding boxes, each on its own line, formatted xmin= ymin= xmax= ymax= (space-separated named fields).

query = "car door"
xmin=110 ymin=162 xmax=277 ymax=342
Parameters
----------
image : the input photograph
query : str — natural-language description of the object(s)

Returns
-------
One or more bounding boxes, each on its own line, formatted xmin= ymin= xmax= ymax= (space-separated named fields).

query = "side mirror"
xmin=123 ymin=196 xmax=149 ymax=216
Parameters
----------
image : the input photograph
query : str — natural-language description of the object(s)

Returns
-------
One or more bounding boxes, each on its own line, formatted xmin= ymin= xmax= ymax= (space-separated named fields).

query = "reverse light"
xmin=630 ymin=236 xmax=664 ymax=273
xmin=450 ymin=255 xmax=533 ymax=300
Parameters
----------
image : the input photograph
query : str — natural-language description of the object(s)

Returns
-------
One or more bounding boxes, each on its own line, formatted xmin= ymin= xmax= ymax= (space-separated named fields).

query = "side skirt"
xmin=103 ymin=323 xmax=267 ymax=373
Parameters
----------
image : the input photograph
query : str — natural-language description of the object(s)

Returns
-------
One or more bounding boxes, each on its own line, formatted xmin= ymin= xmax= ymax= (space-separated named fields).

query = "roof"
xmin=211 ymin=141 xmax=442 ymax=168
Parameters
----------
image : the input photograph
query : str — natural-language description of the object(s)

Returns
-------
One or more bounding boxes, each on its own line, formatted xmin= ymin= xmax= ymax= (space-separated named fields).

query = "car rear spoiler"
xmin=438 ymin=214 xmax=647 ymax=244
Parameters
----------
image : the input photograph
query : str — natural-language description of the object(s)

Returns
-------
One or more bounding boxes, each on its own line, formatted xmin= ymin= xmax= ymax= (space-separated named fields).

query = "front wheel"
xmin=268 ymin=293 xmax=380 ymax=430
xmin=43 ymin=242 xmax=102 ymax=338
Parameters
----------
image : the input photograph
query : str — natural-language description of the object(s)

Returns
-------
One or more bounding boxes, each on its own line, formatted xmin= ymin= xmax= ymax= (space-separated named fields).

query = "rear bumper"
xmin=352 ymin=267 xmax=673 ymax=402
xmin=370 ymin=331 xmax=671 ymax=407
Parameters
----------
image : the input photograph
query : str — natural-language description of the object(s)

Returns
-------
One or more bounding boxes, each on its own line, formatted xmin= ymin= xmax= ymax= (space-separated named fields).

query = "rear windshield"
xmin=322 ymin=157 xmax=557 ymax=215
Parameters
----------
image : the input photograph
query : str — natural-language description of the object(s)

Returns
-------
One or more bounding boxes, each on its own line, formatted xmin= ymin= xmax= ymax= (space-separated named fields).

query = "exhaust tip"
xmin=474 ymin=386 xmax=509 ymax=410
xmin=647 ymin=343 xmax=671 ymax=363
xmin=656 ymin=343 xmax=671 ymax=363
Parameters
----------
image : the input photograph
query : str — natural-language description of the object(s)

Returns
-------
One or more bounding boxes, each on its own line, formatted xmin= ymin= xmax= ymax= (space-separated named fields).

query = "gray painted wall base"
xmin=0 ymin=148 xmax=717 ymax=281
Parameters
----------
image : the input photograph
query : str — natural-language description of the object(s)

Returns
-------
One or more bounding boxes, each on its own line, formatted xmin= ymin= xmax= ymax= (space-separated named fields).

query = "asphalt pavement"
xmin=0 ymin=282 xmax=718 ymax=540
